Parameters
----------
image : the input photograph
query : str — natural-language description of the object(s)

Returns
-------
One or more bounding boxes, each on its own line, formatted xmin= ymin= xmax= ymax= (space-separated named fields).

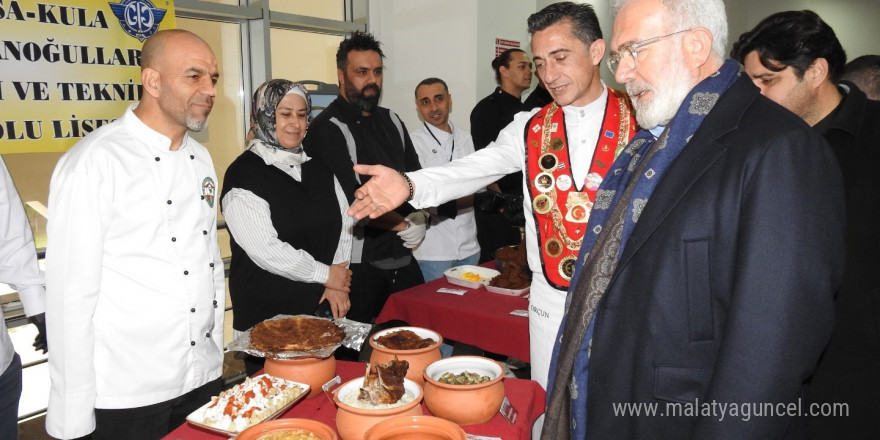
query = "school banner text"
xmin=0 ymin=0 xmax=176 ymax=153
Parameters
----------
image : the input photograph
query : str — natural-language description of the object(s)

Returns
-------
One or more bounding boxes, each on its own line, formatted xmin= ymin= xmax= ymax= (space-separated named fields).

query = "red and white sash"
xmin=525 ymin=88 xmax=637 ymax=289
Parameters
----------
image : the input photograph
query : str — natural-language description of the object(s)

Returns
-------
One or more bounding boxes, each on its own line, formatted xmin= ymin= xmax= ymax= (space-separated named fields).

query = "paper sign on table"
xmin=322 ymin=375 xmax=342 ymax=401
xmin=437 ymin=287 xmax=467 ymax=295
xmin=499 ymin=396 xmax=518 ymax=424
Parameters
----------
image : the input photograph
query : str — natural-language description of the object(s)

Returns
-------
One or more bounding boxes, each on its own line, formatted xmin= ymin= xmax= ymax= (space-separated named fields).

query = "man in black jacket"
xmin=469 ymin=48 xmax=533 ymax=262
xmin=733 ymin=10 xmax=880 ymax=439
xmin=304 ymin=32 xmax=427 ymax=325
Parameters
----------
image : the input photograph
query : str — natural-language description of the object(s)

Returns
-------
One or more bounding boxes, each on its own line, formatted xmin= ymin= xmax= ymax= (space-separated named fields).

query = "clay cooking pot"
xmin=332 ymin=376 xmax=423 ymax=440
xmin=423 ymin=356 xmax=505 ymax=425
xmin=364 ymin=415 xmax=466 ymax=440
xmin=369 ymin=326 xmax=442 ymax=385
xmin=264 ymin=356 xmax=336 ymax=398
xmin=236 ymin=418 xmax=338 ymax=440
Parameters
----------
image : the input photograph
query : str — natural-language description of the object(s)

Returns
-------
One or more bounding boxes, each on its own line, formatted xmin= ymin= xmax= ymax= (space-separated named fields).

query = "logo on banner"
xmin=109 ymin=0 xmax=168 ymax=41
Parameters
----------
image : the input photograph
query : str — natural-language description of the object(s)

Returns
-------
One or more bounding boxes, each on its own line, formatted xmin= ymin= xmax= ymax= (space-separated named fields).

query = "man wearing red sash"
xmin=347 ymin=2 xmax=637 ymax=392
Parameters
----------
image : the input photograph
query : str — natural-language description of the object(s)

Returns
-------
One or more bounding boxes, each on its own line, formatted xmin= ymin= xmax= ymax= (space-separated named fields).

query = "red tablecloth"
xmin=375 ymin=270 xmax=531 ymax=362
xmin=163 ymin=360 xmax=545 ymax=440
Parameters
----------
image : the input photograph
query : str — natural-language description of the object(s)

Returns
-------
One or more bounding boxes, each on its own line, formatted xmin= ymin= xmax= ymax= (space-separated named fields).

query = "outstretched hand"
xmin=347 ymin=164 xmax=411 ymax=220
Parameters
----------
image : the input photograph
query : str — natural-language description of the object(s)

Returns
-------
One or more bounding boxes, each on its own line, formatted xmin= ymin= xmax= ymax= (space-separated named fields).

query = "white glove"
xmin=397 ymin=210 xmax=429 ymax=249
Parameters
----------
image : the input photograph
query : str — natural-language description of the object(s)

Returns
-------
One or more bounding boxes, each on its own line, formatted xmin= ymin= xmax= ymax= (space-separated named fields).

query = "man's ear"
xmin=499 ymin=64 xmax=510 ymax=81
xmin=806 ymin=58 xmax=831 ymax=87
xmin=140 ymin=68 xmax=161 ymax=99
xmin=589 ymin=39 xmax=606 ymax=66
xmin=337 ymin=68 xmax=345 ymax=92
xmin=685 ymin=27 xmax=713 ymax=68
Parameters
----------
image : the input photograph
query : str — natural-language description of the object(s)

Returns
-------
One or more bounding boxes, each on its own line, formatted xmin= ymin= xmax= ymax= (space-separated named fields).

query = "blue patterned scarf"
xmin=542 ymin=60 xmax=741 ymax=440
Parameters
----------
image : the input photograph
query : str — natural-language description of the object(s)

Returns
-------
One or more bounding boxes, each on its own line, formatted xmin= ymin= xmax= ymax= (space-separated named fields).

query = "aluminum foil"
xmin=226 ymin=314 xmax=372 ymax=359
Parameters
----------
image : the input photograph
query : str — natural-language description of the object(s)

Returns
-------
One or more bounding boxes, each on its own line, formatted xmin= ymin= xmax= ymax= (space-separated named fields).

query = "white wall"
xmin=370 ymin=0 xmax=538 ymax=132
xmin=474 ymin=0 xmax=539 ymax=100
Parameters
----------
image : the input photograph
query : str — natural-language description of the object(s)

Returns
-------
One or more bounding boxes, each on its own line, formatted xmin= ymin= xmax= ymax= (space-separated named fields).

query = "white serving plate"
xmin=185 ymin=374 xmax=310 ymax=436
xmin=335 ymin=375 xmax=422 ymax=409
xmin=485 ymin=285 xmax=530 ymax=297
xmin=443 ymin=265 xmax=501 ymax=289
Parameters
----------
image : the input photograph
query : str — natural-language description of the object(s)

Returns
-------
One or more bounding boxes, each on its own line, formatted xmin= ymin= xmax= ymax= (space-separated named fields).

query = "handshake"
xmin=475 ymin=191 xmax=525 ymax=226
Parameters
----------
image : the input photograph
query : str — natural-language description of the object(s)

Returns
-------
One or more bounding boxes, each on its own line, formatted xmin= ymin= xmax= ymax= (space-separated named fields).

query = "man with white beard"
xmin=346 ymin=0 xmax=847 ymax=439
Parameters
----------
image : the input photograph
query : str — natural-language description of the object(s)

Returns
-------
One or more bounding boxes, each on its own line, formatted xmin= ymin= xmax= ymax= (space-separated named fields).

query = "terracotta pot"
xmin=364 ymin=415 xmax=466 ymax=440
xmin=236 ymin=418 xmax=338 ymax=440
xmin=264 ymin=356 xmax=336 ymax=398
xmin=369 ymin=326 xmax=442 ymax=385
xmin=423 ymin=356 xmax=505 ymax=425
xmin=333 ymin=376 xmax=423 ymax=440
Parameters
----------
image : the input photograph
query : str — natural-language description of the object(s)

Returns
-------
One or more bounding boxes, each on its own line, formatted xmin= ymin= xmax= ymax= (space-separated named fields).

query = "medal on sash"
xmin=525 ymin=89 xmax=637 ymax=289
xmin=533 ymin=194 xmax=552 ymax=214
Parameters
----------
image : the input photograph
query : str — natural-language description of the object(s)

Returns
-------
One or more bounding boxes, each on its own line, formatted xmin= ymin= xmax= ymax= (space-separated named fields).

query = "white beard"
xmin=187 ymin=115 xmax=208 ymax=132
xmin=628 ymin=49 xmax=694 ymax=129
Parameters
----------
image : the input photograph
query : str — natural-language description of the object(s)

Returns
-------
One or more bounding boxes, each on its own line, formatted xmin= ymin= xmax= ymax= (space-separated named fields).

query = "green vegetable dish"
xmin=438 ymin=371 xmax=492 ymax=385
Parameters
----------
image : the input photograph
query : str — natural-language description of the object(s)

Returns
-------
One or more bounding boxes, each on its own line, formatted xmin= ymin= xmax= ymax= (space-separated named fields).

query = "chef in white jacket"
xmin=409 ymin=78 xmax=480 ymax=281
xmin=45 ymin=30 xmax=225 ymax=440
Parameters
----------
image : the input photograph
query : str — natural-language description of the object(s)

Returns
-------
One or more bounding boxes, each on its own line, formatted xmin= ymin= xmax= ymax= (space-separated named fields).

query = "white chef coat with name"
xmin=410 ymin=122 xmax=480 ymax=262
xmin=45 ymin=104 xmax=225 ymax=439
xmin=409 ymin=88 xmax=608 ymax=389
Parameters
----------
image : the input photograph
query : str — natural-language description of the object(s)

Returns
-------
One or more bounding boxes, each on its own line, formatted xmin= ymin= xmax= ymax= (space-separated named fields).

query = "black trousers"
xmin=0 ymin=353 xmax=21 ymax=440
xmin=474 ymin=210 xmax=521 ymax=263
xmin=346 ymin=258 xmax=424 ymax=324
xmin=89 ymin=377 xmax=222 ymax=440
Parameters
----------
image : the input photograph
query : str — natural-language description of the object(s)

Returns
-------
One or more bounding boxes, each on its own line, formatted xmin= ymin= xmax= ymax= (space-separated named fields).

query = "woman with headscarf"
xmin=221 ymin=79 xmax=353 ymax=374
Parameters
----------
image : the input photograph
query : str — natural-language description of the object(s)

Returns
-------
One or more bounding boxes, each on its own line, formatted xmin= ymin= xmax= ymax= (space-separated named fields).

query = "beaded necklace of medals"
xmin=525 ymin=89 xmax=635 ymax=289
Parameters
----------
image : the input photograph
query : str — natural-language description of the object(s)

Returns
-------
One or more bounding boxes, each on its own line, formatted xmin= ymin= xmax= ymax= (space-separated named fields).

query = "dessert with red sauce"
xmin=201 ymin=374 xmax=306 ymax=432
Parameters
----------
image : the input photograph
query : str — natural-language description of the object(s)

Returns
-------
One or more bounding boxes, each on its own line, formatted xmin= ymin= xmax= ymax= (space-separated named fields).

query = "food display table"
xmin=162 ymin=360 xmax=545 ymax=440
xmin=375 ymin=267 xmax=531 ymax=362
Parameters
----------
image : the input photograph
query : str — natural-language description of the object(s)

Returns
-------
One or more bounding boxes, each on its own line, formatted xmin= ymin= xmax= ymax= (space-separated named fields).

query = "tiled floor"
xmin=17 ymin=415 xmax=51 ymax=440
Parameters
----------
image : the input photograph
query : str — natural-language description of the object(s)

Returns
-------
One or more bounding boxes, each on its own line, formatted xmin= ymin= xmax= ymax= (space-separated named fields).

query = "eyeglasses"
xmin=607 ymin=29 xmax=692 ymax=73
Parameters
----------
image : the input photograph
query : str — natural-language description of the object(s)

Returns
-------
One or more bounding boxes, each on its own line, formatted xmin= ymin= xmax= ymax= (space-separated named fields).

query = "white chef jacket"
xmin=409 ymin=88 xmax=608 ymax=389
xmin=410 ymin=122 xmax=480 ymax=262
xmin=45 ymin=105 xmax=225 ymax=439
xmin=0 ymin=155 xmax=46 ymax=373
